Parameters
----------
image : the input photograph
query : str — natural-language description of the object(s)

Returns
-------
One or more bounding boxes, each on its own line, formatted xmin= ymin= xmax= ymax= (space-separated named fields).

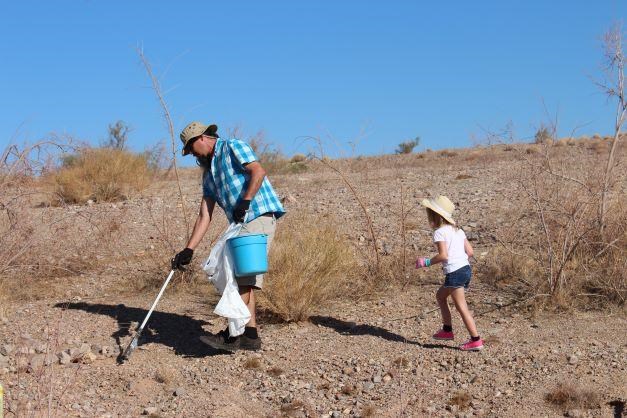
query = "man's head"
xmin=180 ymin=122 xmax=219 ymax=157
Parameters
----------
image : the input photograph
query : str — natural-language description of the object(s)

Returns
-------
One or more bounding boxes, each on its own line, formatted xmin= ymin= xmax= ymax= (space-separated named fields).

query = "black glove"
xmin=232 ymin=199 xmax=251 ymax=223
xmin=172 ymin=248 xmax=193 ymax=271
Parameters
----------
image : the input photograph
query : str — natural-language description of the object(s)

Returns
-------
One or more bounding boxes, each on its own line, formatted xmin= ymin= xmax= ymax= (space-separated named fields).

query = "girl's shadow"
xmin=53 ymin=302 xmax=223 ymax=358
xmin=309 ymin=316 xmax=454 ymax=350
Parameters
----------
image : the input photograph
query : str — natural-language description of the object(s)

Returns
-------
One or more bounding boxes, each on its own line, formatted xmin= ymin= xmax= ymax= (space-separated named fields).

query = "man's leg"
xmin=239 ymin=285 xmax=256 ymax=328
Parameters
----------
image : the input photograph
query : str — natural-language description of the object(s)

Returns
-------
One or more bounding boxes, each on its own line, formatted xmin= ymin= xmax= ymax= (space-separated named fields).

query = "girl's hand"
xmin=416 ymin=257 xmax=430 ymax=268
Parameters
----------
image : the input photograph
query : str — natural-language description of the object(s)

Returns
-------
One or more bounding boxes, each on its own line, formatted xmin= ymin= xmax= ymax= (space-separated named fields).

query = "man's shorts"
xmin=443 ymin=265 xmax=472 ymax=290
xmin=235 ymin=213 xmax=276 ymax=290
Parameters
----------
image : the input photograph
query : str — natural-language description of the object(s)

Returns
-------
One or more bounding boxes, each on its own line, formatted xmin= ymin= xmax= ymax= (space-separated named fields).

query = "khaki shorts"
xmin=235 ymin=213 xmax=276 ymax=290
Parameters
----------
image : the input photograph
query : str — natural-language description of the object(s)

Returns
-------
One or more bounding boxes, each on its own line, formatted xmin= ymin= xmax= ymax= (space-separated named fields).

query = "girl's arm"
xmin=429 ymin=241 xmax=448 ymax=265
xmin=464 ymin=238 xmax=474 ymax=258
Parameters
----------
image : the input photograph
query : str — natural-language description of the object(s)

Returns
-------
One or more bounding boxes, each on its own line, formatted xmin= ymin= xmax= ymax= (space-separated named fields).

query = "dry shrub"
xmin=154 ymin=366 xmax=177 ymax=384
xmin=545 ymin=383 xmax=601 ymax=410
xmin=555 ymin=138 xmax=569 ymax=147
xmin=290 ymin=153 xmax=307 ymax=163
xmin=267 ymin=366 xmax=284 ymax=377
xmin=51 ymin=147 xmax=152 ymax=204
xmin=588 ymin=140 xmax=610 ymax=154
xmin=361 ymin=405 xmax=377 ymax=417
xmin=449 ymin=390 xmax=471 ymax=410
xmin=492 ymin=137 xmax=626 ymax=307
xmin=455 ymin=174 xmax=474 ymax=180
xmin=526 ymin=145 xmax=540 ymax=154
xmin=260 ymin=215 xmax=361 ymax=322
xmin=439 ymin=149 xmax=458 ymax=158
xmin=0 ymin=142 xmax=124 ymax=300
xmin=243 ymin=357 xmax=261 ymax=369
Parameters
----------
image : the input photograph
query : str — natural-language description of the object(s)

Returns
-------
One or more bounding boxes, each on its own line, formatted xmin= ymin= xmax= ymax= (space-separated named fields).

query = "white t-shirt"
xmin=433 ymin=225 xmax=469 ymax=274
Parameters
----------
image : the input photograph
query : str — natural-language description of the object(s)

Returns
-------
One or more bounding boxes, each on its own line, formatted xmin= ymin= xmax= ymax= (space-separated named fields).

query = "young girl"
xmin=415 ymin=195 xmax=484 ymax=351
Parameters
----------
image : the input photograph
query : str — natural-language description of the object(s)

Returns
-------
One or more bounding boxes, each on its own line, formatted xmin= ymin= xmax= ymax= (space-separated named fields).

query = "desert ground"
xmin=0 ymin=142 xmax=625 ymax=417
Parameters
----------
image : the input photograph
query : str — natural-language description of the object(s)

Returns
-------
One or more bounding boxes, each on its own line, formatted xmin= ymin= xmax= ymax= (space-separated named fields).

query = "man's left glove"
xmin=232 ymin=199 xmax=251 ymax=223
xmin=172 ymin=248 xmax=194 ymax=271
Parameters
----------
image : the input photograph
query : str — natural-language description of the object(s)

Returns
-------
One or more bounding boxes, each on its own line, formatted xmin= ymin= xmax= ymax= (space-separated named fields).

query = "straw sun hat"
xmin=420 ymin=195 xmax=456 ymax=225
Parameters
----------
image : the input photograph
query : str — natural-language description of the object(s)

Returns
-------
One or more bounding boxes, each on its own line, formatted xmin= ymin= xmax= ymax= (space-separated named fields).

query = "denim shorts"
xmin=443 ymin=265 xmax=472 ymax=290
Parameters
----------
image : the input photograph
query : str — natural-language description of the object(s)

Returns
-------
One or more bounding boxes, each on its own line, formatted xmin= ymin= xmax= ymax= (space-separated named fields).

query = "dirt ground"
xmin=1 ymin=143 xmax=626 ymax=417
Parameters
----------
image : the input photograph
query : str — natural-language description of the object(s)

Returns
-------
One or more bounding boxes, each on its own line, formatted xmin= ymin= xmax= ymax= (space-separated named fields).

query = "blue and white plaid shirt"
xmin=202 ymin=138 xmax=286 ymax=223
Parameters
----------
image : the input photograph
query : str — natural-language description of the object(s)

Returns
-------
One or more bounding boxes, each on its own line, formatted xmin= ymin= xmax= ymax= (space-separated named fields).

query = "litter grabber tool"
xmin=118 ymin=269 xmax=175 ymax=364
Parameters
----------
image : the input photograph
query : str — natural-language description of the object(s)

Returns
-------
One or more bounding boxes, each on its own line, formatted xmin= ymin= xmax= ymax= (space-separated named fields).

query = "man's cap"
xmin=180 ymin=122 xmax=218 ymax=155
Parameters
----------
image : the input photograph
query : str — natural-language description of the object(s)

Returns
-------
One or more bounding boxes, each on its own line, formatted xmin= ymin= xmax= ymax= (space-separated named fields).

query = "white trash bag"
xmin=202 ymin=222 xmax=251 ymax=337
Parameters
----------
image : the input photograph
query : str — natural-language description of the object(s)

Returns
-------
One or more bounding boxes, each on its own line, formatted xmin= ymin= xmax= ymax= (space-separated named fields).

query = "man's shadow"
xmin=309 ymin=316 xmax=454 ymax=350
xmin=53 ymin=302 xmax=224 ymax=358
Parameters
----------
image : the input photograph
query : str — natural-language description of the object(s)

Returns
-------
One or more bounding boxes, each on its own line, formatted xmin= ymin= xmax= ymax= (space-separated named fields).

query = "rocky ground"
xmin=1 ymin=143 xmax=626 ymax=417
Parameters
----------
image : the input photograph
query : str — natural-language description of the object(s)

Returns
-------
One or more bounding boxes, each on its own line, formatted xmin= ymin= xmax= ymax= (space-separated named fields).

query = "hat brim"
xmin=420 ymin=199 xmax=456 ymax=225
xmin=181 ymin=123 xmax=218 ymax=156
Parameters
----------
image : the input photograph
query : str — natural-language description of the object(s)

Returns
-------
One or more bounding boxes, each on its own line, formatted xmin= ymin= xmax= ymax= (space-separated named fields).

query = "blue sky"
xmin=1 ymin=1 xmax=625 ymax=163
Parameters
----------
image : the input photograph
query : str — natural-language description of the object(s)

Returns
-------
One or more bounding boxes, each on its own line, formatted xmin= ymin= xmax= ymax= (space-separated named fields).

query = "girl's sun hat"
xmin=420 ymin=195 xmax=456 ymax=225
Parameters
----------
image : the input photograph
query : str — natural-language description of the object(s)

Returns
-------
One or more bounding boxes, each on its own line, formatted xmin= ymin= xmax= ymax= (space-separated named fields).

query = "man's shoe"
xmin=200 ymin=329 xmax=240 ymax=352
xmin=238 ymin=334 xmax=261 ymax=351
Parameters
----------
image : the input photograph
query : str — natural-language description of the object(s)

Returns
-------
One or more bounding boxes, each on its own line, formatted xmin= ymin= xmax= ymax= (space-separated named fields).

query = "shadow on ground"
xmin=309 ymin=315 xmax=455 ymax=350
xmin=54 ymin=302 xmax=224 ymax=358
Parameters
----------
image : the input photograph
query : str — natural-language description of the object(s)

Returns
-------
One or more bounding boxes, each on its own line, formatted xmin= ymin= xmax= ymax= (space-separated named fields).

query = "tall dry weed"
xmin=260 ymin=215 xmax=361 ymax=322
xmin=1 ymin=142 xmax=128 ymax=300
xmin=51 ymin=148 xmax=152 ymax=204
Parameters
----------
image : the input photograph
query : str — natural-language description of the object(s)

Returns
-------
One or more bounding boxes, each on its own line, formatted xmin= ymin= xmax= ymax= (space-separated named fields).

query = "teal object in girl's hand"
xmin=228 ymin=234 xmax=268 ymax=277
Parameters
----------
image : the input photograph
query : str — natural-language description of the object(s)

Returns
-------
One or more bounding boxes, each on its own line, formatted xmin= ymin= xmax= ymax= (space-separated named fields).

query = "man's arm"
xmin=242 ymin=161 xmax=266 ymax=200
xmin=186 ymin=196 xmax=216 ymax=250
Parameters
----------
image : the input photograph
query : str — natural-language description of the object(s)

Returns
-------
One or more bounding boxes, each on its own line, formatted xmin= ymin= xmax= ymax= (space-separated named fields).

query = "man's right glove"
xmin=172 ymin=248 xmax=193 ymax=270
xmin=232 ymin=199 xmax=251 ymax=223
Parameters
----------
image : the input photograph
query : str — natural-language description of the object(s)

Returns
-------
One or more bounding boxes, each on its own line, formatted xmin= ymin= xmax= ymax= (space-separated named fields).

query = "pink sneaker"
xmin=459 ymin=339 xmax=484 ymax=351
xmin=432 ymin=329 xmax=455 ymax=340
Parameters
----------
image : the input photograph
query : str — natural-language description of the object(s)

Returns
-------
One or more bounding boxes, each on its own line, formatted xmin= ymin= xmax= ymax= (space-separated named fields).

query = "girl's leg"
xmin=436 ymin=286 xmax=454 ymax=327
xmin=450 ymin=288 xmax=479 ymax=337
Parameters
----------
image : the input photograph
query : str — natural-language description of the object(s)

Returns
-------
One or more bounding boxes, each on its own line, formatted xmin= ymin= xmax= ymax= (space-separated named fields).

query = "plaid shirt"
xmin=202 ymin=138 xmax=286 ymax=223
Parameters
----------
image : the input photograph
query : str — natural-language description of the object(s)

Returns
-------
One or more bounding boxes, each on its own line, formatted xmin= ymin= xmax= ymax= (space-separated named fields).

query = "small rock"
xmin=29 ymin=354 xmax=46 ymax=370
xmin=565 ymin=409 xmax=583 ymax=418
xmin=0 ymin=354 xmax=8 ymax=368
xmin=142 ymin=406 xmax=158 ymax=415
xmin=59 ymin=351 xmax=72 ymax=365
xmin=0 ymin=344 xmax=14 ymax=356
xmin=382 ymin=373 xmax=392 ymax=383
xmin=79 ymin=352 xmax=97 ymax=364
xmin=567 ymin=355 xmax=578 ymax=365
xmin=174 ymin=387 xmax=186 ymax=397
xmin=372 ymin=374 xmax=382 ymax=383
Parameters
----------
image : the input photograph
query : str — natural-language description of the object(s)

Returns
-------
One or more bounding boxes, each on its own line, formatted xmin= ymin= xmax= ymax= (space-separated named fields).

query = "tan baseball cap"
xmin=180 ymin=122 xmax=218 ymax=155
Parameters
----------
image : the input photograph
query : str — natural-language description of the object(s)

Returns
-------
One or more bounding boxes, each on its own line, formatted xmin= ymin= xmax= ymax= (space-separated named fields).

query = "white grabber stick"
xmin=118 ymin=269 xmax=175 ymax=364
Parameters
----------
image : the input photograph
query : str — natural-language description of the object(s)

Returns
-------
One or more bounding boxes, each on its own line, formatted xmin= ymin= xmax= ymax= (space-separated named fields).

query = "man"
xmin=172 ymin=121 xmax=285 ymax=351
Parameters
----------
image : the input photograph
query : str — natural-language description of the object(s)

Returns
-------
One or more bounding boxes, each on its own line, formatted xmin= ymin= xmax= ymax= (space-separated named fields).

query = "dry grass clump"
xmin=449 ymin=390 xmax=471 ymax=410
xmin=545 ymin=383 xmax=601 ymax=410
xmin=361 ymin=405 xmax=378 ymax=417
xmin=260 ymin=215 xmax=361 ymax=322
xmin=455 ymin=173 xmax=474 ymax=180
xmin=51 ymin=147 xmax=153 ymax=204
xmin=267 ymin=366 xmax=284 ymax=377
xmin=439 ymin=149 xmax=458 ymax=158
xmin=243 ymin=357 xmax=262 ymax=369
xmin=154 ymin=366 xmax=177 ymax=384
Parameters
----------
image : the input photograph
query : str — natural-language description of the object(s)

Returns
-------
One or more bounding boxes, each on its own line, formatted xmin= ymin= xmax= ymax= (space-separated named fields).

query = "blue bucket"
xmin=227 ymin=233 xmax=268 ymax=277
